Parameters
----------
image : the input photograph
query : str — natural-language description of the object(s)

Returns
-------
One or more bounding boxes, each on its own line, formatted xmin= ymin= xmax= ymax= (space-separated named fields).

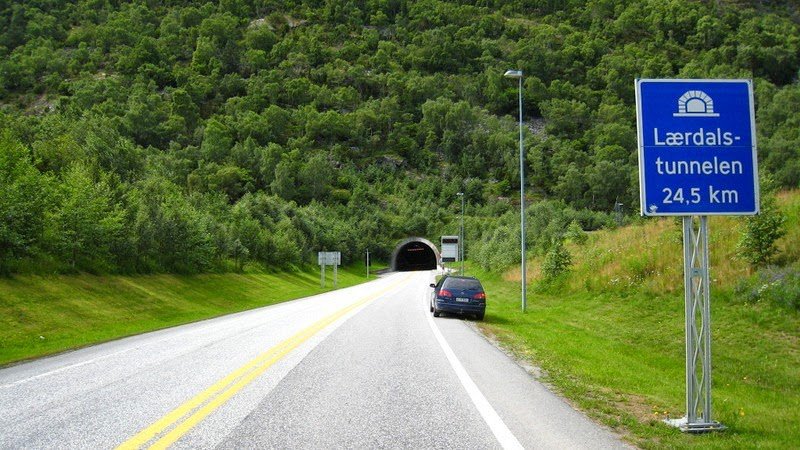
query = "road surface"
xmin=0 ymin=271 xmax=629 ymax=449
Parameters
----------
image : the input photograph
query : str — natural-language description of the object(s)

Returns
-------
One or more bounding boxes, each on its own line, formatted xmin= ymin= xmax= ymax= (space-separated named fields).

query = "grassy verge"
xmin=470 ymin=191 xmax=800 ymax=449
xmin=0 ymin=263 xmax=383 ymax=366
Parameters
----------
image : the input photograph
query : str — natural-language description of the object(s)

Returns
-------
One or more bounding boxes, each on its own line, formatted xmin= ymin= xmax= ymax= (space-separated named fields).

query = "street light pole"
xmin=504 ymin=69 xmax=526 ymax=313
xmin=457 ymin=192 xmax=465 ymax=275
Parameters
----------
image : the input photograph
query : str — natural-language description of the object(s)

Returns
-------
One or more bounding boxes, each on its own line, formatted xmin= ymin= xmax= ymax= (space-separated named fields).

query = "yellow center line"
xmin=117 ymin=273 xmax=414 ymax=450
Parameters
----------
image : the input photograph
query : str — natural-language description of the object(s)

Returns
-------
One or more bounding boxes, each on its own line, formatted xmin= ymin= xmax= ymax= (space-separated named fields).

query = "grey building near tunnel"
xmin=390 ymin=238 xmax=440 ymax=272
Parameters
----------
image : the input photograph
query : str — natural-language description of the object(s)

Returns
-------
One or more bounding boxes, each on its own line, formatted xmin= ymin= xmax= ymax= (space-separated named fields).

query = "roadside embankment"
xmin=0 ymin=264 xmax=378 ymax=366
xmin=476 ymin=190 xmax=800 ymax=449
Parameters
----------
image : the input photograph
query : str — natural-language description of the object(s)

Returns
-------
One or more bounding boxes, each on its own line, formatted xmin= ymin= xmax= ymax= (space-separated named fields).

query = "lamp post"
xmin=457 ymin=192 xmax=465 ymax=275
xmin=504 ymin=69 xmax=526 ymax=313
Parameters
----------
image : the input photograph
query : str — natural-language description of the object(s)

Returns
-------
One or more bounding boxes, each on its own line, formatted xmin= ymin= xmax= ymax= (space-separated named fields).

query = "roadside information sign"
xmin=635 ymin=79 xmax=759 ymax=216
xmin=318 ymin=251 xmax=341 ymax=288
xmin=635 ymin=79 xmax=758 ymax=433
xmin=440 ymin=236 xmax=459 ymax=263
xmin=318 ymin=251 xmax=341 ymax=265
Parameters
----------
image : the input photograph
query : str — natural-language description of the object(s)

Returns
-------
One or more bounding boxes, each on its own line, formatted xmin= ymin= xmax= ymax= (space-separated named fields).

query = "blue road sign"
xmin=636 ymin=79 xmax=759 ymax=216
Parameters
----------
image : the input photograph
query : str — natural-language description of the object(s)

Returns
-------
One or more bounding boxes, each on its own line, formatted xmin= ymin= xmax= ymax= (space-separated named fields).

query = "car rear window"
xmin=443 ymin=278 xmax=483 ymax=290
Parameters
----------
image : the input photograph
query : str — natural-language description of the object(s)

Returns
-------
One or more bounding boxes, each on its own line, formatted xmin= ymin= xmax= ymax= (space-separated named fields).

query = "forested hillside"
xmin=2 ymin=0 xmax=799 ymax=274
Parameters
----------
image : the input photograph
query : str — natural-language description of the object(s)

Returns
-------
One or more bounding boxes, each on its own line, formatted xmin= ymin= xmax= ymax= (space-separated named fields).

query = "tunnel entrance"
xmin=391 ymin=238 xmax=439 ymax=272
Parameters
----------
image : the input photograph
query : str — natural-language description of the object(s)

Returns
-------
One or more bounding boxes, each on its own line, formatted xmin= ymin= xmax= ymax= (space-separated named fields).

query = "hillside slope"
xmin=2 ymin=1 xmax=800 ymax=275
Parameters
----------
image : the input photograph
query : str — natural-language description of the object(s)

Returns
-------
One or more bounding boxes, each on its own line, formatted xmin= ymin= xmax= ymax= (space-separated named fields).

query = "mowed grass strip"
xmin=0 ymin=265 xmax=378 ymax=366
xmin=473 ymin=191 xmax=800 ymax=449
xmin=478 ymin=278 xmax=799 ymax=449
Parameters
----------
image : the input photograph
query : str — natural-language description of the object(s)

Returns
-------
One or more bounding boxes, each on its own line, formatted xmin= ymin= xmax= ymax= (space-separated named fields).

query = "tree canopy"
xmin=1 ymin=0 xmax=799 ymax=274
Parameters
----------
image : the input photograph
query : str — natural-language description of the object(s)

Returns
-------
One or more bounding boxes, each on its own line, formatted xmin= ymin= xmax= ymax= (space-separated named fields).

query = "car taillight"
xmin=439 ymin=289 xmax=453 ymax=298
xmin=473 ymin=292 xmax=486 ymax=300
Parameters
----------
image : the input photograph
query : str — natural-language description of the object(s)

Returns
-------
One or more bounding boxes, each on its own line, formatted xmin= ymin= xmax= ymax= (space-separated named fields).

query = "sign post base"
xmin=664 ymin=417 xmax=726 ymax=434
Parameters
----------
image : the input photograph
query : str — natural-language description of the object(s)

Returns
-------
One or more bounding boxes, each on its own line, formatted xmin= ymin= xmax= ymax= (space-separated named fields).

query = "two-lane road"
xmin=0 ymin=271 xmax=628 ymax=449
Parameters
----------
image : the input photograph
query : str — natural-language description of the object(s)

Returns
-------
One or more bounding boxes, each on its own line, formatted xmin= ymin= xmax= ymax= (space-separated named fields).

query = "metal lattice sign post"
xmin=636 ymin=79 xmax=759 ymax=432
xmin=681 ymin=216 xmax=714 ymax=429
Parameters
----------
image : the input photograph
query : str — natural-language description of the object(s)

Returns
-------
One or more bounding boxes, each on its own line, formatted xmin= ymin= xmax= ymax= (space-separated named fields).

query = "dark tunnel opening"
xmin=391 ymin=239 xmax=438 ymax=272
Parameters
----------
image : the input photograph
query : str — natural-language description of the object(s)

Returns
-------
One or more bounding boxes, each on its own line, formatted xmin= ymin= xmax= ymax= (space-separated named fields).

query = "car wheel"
xmin=429 ymin=301 xmax=434 ymax=313
xmin=476 ymin=312 xmax=485 ymax=321
xmin=433 ymin=309 xmax=440 ymax=317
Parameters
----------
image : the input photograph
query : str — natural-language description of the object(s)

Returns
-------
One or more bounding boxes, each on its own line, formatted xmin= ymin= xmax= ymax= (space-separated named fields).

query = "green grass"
xmin=0 ymin=263 xmax=383 ymax=366
xmin=469 ymin=191 xmax=800 ymax=449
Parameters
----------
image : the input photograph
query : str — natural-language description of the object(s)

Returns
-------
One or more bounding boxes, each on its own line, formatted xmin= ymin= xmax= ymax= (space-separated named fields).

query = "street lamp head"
xmin=504 ymin=69 xmax=523 ymax=79
xmin=456 ymin=192 xmax=464 ymax=196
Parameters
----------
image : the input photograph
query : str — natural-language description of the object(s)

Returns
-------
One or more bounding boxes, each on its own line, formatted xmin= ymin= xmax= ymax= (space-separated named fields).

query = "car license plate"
xmin=456 ymin=297 xmax=469 ymax=303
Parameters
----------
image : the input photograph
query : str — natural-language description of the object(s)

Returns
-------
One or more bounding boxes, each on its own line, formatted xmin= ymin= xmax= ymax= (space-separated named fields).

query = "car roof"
xmin=443 ymin=275 xmax=479 ymax=280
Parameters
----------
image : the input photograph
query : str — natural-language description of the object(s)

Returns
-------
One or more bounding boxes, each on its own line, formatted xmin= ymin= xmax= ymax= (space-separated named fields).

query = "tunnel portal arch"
xmin=391 ymin=238 xmax=440 ymax=272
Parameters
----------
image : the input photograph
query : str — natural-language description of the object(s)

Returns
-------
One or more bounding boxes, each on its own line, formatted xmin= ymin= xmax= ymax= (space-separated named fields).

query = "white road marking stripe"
xmin=424 ymin=293 xmax=524 ymax=450
xmin=0 ymin=348 xmax=134 ymax=389
xmin=1 ymin=318 xmax=234 ymax=389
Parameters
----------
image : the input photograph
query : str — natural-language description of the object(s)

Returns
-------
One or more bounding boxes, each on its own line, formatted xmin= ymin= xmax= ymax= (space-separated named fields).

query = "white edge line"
xmin=0 ymin=348 xmax=133 ymax=389
xmin=424 ymin=293 xmax=524 ymax=450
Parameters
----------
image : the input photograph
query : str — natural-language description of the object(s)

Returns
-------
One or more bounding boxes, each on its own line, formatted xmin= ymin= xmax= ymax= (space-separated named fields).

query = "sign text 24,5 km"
xmin=635 ymin=79 xmax=759 ymax=216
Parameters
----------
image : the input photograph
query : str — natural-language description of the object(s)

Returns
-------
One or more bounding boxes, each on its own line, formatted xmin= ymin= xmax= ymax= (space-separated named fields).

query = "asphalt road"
xmin=0 ymin=271 xmax=629 ymax=449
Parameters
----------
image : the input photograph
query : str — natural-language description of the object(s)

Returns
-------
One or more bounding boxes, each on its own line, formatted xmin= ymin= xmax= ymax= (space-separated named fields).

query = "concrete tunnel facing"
xmin=390 ymin=238 xmax=440 ymax=272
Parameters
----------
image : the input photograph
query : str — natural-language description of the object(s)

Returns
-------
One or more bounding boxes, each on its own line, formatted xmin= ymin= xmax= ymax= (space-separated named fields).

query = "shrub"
xmin=542 ymin=238 xmax=572 ymax=280
xmin=734 ymin=266 xmax=800 ymax=312
xmin=565 ymin=219 xmax=588 ymax=245
xmin=738 ymin=175 xmax=786 ymax=268
xmin=473 ymin=223 xmax=520 ymax=271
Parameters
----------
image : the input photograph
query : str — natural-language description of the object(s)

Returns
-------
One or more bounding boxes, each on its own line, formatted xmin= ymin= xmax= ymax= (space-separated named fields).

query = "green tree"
xmin=49 ymin=165 xmax=124 ymax=271
xmin=0 ymin=132 xmax=52 ymax=272
xmin=131 ymin=178 xmax=216 ymax=273
xmin=201 ymin=118 xmax=234 ymax=162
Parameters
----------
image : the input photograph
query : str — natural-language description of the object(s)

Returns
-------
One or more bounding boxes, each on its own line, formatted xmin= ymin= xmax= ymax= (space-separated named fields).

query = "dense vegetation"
xmin=2 ymin=0 xmax=800 ymax=275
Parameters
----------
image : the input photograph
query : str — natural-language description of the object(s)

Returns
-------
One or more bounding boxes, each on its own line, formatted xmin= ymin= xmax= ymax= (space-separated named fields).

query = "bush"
xmin=738 ymin=175 xmax=786 ymax=268
xmin=565 ymin=219 xmax=588 ymax=245
xmin=473 ymin=223 xmax=520 ymax=271
xmin=734 ymin=266 xmax=800 ymax=311
xmin=542 ymin=238 xmax=572 ymax=280
xmin=526 ymin=200 xmax=572 ymax=255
